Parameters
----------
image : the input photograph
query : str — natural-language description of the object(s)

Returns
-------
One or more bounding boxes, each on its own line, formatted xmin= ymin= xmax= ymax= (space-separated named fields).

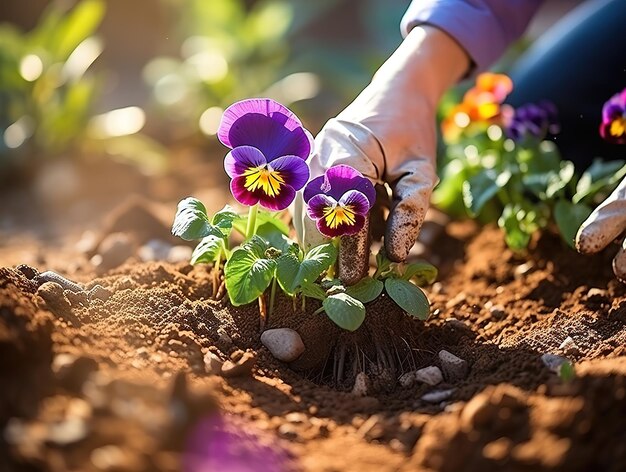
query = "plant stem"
xmin=268 ymin=277 xmax=277 ymax=320
xmin=212 ymin=249 xmax=222 ymax=298
xmin=246 ymin=203 xmax=259 ymax=239
xmin=301 ymin=294 xmax=306 ymax=312
xmin=326 ymin=237 xmax=339 ymax=279
xmin=312 ymin=306 xmax=325 ymax=316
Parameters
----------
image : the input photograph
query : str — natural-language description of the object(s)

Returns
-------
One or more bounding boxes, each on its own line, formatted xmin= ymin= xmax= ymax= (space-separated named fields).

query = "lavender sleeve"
xmin=401 ymin=0 xmax=544 ymax=71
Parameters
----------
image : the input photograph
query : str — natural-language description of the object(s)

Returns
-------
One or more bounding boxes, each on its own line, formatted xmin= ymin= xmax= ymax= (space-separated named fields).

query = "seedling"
xmin=172 ymin=98 xmax=437 ymax=331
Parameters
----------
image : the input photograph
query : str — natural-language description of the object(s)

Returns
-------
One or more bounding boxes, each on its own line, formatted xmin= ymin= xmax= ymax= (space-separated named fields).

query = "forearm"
xmin=401 ymin=0 xmax=544 ymax=72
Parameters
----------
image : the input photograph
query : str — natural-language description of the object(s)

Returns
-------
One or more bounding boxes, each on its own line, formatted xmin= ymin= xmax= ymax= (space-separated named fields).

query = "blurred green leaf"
xmin=554 ymin=200 xmax=592 ymax=249
xmin=574 ymin=159 xmax=626 ymax=204
xmin=384 ymin=278 xmax=430 ymax=320
xmin=463 ymin=169 xmax=511 ymax=217
xmin=51 ymin=0 xmax=106 ymax=60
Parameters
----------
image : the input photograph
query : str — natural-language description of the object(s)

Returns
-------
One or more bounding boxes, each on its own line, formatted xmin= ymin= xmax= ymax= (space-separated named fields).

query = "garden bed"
xmin=2 ymin=197 xmax=626 ymax=471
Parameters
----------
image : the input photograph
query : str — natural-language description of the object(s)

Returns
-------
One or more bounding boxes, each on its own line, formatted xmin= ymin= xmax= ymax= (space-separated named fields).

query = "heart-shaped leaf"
xmin=402 ymin=262 xmax=438 ymax=285
xmin=384 ymin=278 xmax=430 ymax=320
xmin=224 ymin=236 xmax=276 ymax=306
xmin=322 ymin=293 xmax=365 ymax=331
xmin=276 ymin=243 xmax=337 ymax=295
xmin=172 ymin=197 xmax=222 ymax=240
xmin=191 ymin=235 xmax=224 ymax=264
xmin=554 ymin=200 xmax=592 ymax=249
xmin=345 ymin=276 xmax=383 ymax=303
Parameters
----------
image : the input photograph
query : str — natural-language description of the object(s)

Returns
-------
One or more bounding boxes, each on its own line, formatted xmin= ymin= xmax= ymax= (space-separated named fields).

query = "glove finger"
xmin=309 ymin=119 xmax=383 ymax=181
xmin=576 ymin=179 xmax=626 ymax=254
xmin=613 ymin=237 xmax=626 ymax=282
xmin=385 ymin=158 xmax=437 ymax=262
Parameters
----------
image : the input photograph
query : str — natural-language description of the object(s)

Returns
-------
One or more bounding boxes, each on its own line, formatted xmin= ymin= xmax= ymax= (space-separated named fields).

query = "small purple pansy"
xmin=218 ymin=98 xmax=313 ymax=210
xmin=303 ymin=165 xmax=376 ymax=238
xmin=600 ymin=88 xmax=626 ymax=144
xmin=504 ymin=101 xmax=559 ymax=142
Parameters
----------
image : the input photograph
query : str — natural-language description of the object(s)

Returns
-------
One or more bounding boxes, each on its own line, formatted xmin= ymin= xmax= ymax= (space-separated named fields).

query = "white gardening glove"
xmin=576 ymin=177 xmax=626 ymax=281
xmin=295 ymin=26 xmax=469 ymax=265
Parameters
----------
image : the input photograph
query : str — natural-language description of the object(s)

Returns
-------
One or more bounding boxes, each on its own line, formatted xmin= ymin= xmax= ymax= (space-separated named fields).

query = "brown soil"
xmin=2 ymin=160 xmax=626 ymax=471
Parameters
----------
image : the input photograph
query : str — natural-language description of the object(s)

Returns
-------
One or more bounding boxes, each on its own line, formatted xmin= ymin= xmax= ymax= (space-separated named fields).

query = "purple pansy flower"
xmin=600 ymin=88 xmax=626 ymax=144
xmin=504 ymin=101 xmax=559 ymax=142
xmin=218 ymin=98 xmax=313 ymax=210
xmin=303 ymin=165 xmax=376 ymax=238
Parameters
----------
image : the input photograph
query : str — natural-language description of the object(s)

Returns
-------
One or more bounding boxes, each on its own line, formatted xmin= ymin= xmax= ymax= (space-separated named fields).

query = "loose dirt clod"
xmin=203 ymin=352 xmax=223 ymax=375
xmin=37 ymin=282 xmax=72 ymax=317
xmin=221 ymin=351 xmax=256 ymax=378
xmin=352 ymin=372 xmax=370 ymax=396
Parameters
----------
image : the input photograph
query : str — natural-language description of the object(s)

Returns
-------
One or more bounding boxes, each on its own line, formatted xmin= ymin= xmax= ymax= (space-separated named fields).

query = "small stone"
xmin=415 ymin=366 xmax=443 ymax=386
xmin=586 ymin=287 xmax=606 ymax=299
xmin=541 ymin=353 xmax=569 ymax=373
xmin=445 ymin=292 xmax=466 ymax=309
xmin=489 ymin=304 xmax=506 ymax=319
xmin=65 ymin=290 xmax=89 ymax=307
xmin=138 ymin=239 xmax=172 ymax=262
xmin=89 ymin=285 xmax=112 ymax=302
xmin=217 ymin=327 xmax=233 ymax=346
xmin=277 ymin=423 xmax=298 ymax=440
xmin=461 ymin=393 xmax=494 ymax=429
xmin=514 ymin=262 xmax=534 ymax=277
xmin=261 ymin=328 xmax=305 ymax=362
xmin=438 ymin=350 xmax=469 ymax=381
xmin=75 ymin=230 xmax=98 ymax=255
xmin=399 ymin=371 xmax=418 ymax=388
xmin=203 ymin=352 xmax=223 ymax=375
xmin=421 ymin=389 xmax=455 ymax=403
xmin=167 ymin=245 xmax=193 ymax=263
xmin=558 ymin=336 xmax=580 ymax=356
xmin=352 ymin=372 xmax=370 ymax=396
xmin=221 ymin=352 xmax=255 ymax=378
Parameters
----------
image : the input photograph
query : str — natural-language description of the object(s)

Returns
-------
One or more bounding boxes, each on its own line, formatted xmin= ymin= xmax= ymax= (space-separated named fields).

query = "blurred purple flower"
xmin=303 ymin=165 xmax=375 ymax=238
xmin=600 ymin=88 xmax=626 ymax=144
xmin=219 ymin=99 xmax=313 ymax=210
xmin=504 ymin=101 xmax=559 ymax=142
xmin=184 ymin=414 xmax=294 ymax=472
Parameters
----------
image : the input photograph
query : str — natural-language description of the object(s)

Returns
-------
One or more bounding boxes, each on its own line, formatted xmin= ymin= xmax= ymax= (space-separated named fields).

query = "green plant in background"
xmin=0 ymin=0 xmax=167 ymax=176
xmin=434 ymin=73 xmax=626 ymax=250
xmin=144 ymin=0 xmax=327 ymax=139
xmin=0 ymin=0 xmax=104 ymax=162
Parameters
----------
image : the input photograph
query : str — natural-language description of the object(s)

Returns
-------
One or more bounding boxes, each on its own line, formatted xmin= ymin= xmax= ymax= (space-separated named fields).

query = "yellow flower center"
xmin=323 ymin=204 xmax=356 ymax=229
xmin=610 ymin=117 xmax=626 ymax=137
xmin=243 ymin=166 xmax=284 ymax=197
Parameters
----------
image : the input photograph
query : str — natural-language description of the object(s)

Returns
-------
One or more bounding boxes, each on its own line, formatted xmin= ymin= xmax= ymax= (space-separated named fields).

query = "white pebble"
xmin=260 ymin=328 xmax=305 ymax=362
xmin=422 ymin=388 xmax=455 ymax=403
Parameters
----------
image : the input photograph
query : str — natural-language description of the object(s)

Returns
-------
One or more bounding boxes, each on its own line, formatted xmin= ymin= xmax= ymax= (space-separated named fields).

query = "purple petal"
xmin=269 ymin=155 xmax=310 ymax=191
xmin=306 ymin=194 xmax=337 ymax=220
xmin=603 ymin=101 xmax=624 ymax=123
xmin=230 ymin=176 xmax=261 ymax=207
xmin=217 ymin=98 xmax=312 ymax=161
xmin=303 ymin=165 xmax=376 ymax=207
xmin=316 ymin=213 xmax=365 ymax=238
xmin=224 ymin=146 xmax=267 ymax=178
xmin=258 ymin=184 xmax=296 ymax=211
xmin=339 ymin=190 xmax=372 ymax=214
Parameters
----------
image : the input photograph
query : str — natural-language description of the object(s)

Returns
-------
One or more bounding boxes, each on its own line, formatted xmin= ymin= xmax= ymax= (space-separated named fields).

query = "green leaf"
xmin=374 ymin=249 xmax=392 ymax=279
xmin=224 ymin=236 xmax=276 ymax=306
xmin=498 ymin=204 xmax=531 ymax=250
xmin=300 ymin=281 xmax=326 ymax=301
xmin=172 ymin=197 xmax=223 ymax=240
xmin=191 ymin=235 xmax=224 ymax=264
xmin=276 ymin=242 xmax=337 ymax=295
xmin=553 ymin=200 xmax=592 ymax=249
xmin=345 ymin=277 xmax=383 ymax=304
xmin=53 ymin=0 xmax=106 ymax=60
xmin=402 ymin=262 xmax=438 ymax=285
xmin=462 ymin=169 xmax=511 ymax=217
xmin=211 ymin=205 xmax=239 ymax=233
xmin=573 ymin=159 xmax=626 ymax=204
xmin=322 ymin=293 xmax=366 ymax=331
xmin=558 ymin=360 xmax=576 ymax=382
xmin=384 ymin=278 xmax=430 ymax=320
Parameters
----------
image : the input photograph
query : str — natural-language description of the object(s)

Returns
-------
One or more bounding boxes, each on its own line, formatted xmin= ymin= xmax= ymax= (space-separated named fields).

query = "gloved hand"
xmin=295 ymin=26 xmax=469 ymax=267
xmin=576 ymin=177 xmax=626 ymax=281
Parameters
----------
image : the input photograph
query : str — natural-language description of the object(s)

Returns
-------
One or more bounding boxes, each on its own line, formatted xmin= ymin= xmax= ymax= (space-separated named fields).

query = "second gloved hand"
xmin=300 ymin=26 xmax=469 ymax=262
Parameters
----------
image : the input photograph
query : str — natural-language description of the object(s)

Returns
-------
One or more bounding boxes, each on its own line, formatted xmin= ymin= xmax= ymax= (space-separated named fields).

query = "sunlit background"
xmin=0 ymin=0 xmax=578 ymax=262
